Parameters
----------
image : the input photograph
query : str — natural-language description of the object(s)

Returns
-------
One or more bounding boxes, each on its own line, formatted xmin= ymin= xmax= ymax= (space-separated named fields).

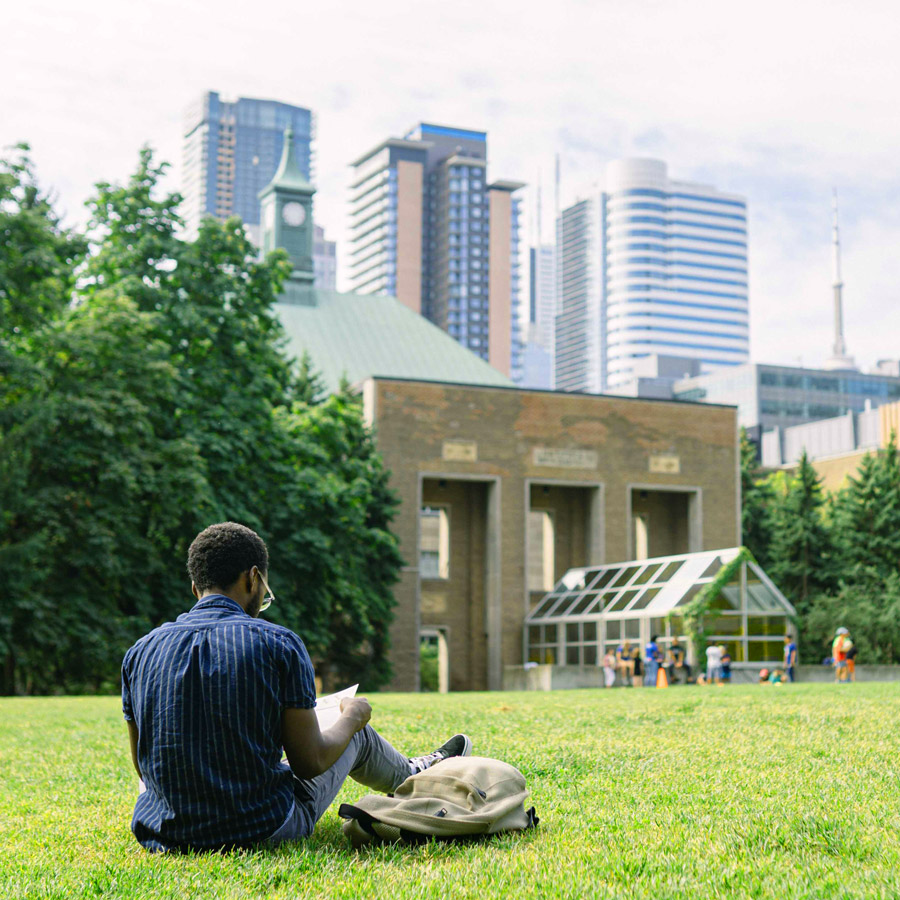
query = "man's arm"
xmin=126 ymin=720 xmax=141 ymax=778
xmin=281 ymin=697 xmax=372 ymax=780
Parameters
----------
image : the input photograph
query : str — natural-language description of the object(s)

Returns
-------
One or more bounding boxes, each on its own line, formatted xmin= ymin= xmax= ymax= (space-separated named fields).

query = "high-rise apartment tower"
xmin=349 ymin=123 xmax=524 ymax=378
xmin=556 ymin=158 xmax=749 ymax=392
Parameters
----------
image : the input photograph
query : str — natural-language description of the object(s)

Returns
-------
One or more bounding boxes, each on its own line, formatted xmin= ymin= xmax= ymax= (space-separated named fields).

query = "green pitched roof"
xmin=275 ymin=284 xmax=513 ymax=393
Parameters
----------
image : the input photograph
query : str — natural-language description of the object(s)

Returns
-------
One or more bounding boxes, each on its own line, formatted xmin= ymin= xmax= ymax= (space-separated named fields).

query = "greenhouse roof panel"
xmin=524 ymin=547 xmax=791 ymax=624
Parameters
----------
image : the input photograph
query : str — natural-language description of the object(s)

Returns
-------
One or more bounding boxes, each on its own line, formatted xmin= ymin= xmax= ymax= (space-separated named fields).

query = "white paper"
xmin=314 ymin=684 xmax=358 ymax=731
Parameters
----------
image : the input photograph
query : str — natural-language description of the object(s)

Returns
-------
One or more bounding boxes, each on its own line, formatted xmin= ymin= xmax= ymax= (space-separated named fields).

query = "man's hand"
xmin=340 ymin=696 xmax=372 ymax=732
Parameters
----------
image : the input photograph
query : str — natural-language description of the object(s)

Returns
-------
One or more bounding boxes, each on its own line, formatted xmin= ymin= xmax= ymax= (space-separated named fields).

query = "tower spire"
xmin=268 ymin=126 xmax=313 ymax=191
xmin=823 ymin=189 xmax=857 ymax=372
xmin=832 ymin=189 xmax=845 ymax=357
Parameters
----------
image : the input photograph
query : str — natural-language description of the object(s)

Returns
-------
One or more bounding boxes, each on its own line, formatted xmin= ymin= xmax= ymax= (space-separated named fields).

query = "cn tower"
xmin=823 ymin=190 xmax=857 ymax=372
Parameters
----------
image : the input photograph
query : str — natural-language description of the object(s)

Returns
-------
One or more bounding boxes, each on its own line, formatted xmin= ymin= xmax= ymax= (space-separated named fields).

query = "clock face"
xmin=282 ymin=201 xmax=306 ymax=227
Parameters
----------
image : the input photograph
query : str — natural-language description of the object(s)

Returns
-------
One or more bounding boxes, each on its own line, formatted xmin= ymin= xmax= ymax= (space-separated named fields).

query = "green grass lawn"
xmin=2 ymin=684 xmax=899 ymax=899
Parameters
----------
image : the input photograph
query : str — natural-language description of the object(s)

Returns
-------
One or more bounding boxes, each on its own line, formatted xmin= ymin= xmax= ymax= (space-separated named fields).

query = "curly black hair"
xmin=187 ymin=522 xmax=269 ymax=592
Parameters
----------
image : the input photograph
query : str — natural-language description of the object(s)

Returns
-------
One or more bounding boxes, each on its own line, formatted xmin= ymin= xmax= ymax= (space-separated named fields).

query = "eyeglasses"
xmin=257 ymin=569 xmax=275 ymax=612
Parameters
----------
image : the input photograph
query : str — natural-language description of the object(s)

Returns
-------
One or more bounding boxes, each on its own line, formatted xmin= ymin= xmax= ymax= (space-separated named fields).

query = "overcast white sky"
xmin=4 ymin=0 xmax=900 ymax=369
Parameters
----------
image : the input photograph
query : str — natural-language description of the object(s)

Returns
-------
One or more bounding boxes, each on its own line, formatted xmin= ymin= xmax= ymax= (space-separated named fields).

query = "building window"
xmin=420 ymin=506 xmax=450 ymax=579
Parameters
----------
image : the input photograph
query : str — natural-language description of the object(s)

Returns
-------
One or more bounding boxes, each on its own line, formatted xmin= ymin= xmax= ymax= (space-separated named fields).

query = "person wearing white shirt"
xmin=705 ymin=641 xmax=724 ymax=685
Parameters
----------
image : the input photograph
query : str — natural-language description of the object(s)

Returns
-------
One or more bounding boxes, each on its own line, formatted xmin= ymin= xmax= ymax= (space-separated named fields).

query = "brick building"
xmin=257 ymin=130 xmax=741 ymax=692
xmin=362 ymin=378 xmax=740 ymax=692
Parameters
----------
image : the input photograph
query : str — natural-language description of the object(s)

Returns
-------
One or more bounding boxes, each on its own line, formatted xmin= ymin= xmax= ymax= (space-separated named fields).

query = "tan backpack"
xmin=339 ymin=756 xmax=538 ymax=847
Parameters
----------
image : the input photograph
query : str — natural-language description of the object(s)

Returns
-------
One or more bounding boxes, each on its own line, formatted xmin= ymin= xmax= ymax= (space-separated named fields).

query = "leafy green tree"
xmin=1 ymin=145 xmax=402 ymax=693
xmin=740 ymin=428 xmax=773 ymax=567
xmin=0 ymin=143 xmax=86 ymax=337
xmin=0 ymin=145 xmax=90 ymax=692
xmin=0 ymin=296 xmax=208 ymax=693
xmin=767 ymin=450 xmax=834 ymax=613
xmin=83 ymin=150 xmax=297 ymax=527
xmin=81 ymin=148 xmax=401 ymax=688
xmin=269 ymin=389 xmax=402 ymax=689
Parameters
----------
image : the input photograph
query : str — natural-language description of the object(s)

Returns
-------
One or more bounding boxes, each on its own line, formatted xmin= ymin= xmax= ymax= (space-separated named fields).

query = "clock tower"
xmin=258 ymin=127 xmax=315 ymax=285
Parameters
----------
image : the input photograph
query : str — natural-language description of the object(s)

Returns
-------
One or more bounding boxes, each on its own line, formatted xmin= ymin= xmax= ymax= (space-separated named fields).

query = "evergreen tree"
xmin=767 ymin=450 xmax=833 ymax=613
xmin=739 ymin=428 xmax=773 ymax=567
xmin=831 ymin=441 xmax=900 ymax=584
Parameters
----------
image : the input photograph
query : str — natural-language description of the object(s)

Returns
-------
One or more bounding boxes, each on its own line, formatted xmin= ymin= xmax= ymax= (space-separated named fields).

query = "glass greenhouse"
xmin=525 ymin=547 xmax=796 ymax=669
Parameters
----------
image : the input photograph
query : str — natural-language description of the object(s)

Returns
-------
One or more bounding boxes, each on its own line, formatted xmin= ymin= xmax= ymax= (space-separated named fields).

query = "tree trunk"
xmin=1 ymin=651 xmax=15 ymax=696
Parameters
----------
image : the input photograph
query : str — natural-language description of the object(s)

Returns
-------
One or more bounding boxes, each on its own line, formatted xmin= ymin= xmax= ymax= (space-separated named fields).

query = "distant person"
xmin=616 ymin=641 xmax=635 ymax=685
xmin=720 ymin=647 xmax=732 ymax=684
xmin=666 ymin=638 xmax=692 ymax=685
xmin=644 ymin=635 xmax=663 ymax=686
xmin=632 ymin=646 xmax=644 ymax=687
xmin=705 ymin=640 xmax=724 ymax=686
xmin=120 ymin=522 xmax=471 ymax=852
xmin=758 ymin=668 xmax=770 ymax=684
xmin=603 ymin=650 xmax=617 ymax=688
xmin=846 ymin=640 xmax=858 ymax=682
xmin=783 ymin=634 xmax=798 ymax=683
xmin=832 ymin=627 xmax=850 ymax=683
xmin=768 ymin=668 xmax=785 ymax=685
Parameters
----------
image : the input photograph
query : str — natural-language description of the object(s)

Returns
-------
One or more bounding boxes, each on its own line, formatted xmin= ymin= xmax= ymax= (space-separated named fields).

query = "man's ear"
xmin=191 ymin=582 xmax=200 ymax=600
xmin=246 ymin=567 xmax=258 ymax=593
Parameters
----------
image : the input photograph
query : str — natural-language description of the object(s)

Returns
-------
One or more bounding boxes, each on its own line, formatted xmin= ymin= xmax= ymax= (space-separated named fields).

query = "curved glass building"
xmin=605 ymin=159 xmax=749 ymax=388
xmin=556 ymin=158 xmax=749 ymax=392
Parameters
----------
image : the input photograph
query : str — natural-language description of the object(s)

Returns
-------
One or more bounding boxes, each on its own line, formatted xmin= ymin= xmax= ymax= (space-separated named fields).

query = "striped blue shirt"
xmin=121 ymin=594 xmax=316 ymax=851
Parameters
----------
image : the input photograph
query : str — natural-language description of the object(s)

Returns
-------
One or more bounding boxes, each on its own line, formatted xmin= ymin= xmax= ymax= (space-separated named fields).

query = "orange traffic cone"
xmin=656 ymin=666 xmax=669 ymax=689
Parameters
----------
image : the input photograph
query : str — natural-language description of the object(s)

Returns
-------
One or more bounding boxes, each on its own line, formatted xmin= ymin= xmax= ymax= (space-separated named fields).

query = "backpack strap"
xmin=339 ymin=803 xmax=429 ymax=844
xmin=338 ymin=804 xmax=379 ymax=837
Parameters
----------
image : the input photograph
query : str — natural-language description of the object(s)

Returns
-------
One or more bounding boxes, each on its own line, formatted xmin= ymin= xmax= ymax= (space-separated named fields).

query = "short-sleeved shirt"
xmin=669 ymin=644 xmax=685 ymax=664
xmin=121 ymin=594 xmax=317 ymax=851
xmin=645 ymin=641 xmax=660 ymax=662
xmin=784 ymin=642 xmax=797 ymax=666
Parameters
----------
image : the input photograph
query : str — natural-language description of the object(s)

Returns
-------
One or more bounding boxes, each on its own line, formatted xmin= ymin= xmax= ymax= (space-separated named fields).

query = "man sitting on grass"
xmin=121 ymin=521 xmax=471 ymax=852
